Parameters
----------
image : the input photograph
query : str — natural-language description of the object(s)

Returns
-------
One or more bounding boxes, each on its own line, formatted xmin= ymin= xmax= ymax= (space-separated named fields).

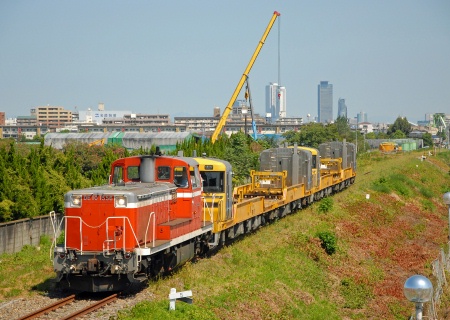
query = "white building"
xmin=265 ymin=83 xmax=286 ymax=122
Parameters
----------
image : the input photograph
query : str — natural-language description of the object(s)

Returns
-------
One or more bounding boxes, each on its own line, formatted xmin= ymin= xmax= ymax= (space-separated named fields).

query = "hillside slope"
xmin=119 ymin=150 xmax=450 ymax=320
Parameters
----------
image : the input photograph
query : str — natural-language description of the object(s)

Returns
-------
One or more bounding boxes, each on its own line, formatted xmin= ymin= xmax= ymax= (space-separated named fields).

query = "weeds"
xmin=340 ymin=278 xmax=373 ymax=309
xmin=318 ymin=197 xmax=333 ymax=213
xmin=316 ymin=231 xmax=337 ymax=255
xmin=0 ymin=236 xmax=54 ymax=299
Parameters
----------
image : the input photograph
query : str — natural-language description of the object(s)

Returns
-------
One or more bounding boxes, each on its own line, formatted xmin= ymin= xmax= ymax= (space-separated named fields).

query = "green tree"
xmin=422 ymin=133 xmax=433 ymax=147
xmin=283 ymin=123 xmax=340 ymax=148
xmin=387 ymin=117 xmax=411 ymax=137
xmin=391 ymin=130 xmax=407 ymax=139
xmin=223 ymin=132 xmax=259 ymax=186
xmin=335 ymin=116 xmax=351 ymax=139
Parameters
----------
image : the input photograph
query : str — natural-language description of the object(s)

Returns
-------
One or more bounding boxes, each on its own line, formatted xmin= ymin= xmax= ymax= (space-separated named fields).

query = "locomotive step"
xmin=157 ymin=218 xmax=192 ymax=240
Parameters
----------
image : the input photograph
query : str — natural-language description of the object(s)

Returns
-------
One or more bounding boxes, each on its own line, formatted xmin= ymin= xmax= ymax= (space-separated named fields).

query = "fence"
xmin=0 ymin=213 xmax=63 ymax=255
xmin=419 ymin=246 xmax=450 ymax=319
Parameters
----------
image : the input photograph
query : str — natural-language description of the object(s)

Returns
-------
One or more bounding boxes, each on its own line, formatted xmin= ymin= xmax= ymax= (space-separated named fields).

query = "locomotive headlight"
xmin=115 ymin=195 xmax=127 ymax=208
xmin=71 ymin=195 xmax=82 ymax=207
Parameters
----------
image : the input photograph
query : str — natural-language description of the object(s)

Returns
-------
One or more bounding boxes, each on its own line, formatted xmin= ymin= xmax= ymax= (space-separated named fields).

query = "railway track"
xmin=17 ymin=293 xmax=118 ymax=320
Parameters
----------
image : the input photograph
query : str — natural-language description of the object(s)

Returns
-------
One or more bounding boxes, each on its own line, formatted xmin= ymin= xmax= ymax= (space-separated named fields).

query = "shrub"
xmin=316 ymin=231 xmax=337 ymax=255
xmin=371 ymin=176 xmax=391 ymax=193
xmin=318 ymin=197 xmax=333 ymax=214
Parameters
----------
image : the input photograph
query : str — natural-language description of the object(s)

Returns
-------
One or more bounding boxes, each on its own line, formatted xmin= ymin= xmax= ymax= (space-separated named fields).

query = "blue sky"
xmin=1 ymin=1 xmax=449 ymax=124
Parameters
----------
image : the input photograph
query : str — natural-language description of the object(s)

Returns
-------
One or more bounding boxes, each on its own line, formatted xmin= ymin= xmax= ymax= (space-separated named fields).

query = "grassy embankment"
xmin=0 ymin=149 xmax=449 ymax=319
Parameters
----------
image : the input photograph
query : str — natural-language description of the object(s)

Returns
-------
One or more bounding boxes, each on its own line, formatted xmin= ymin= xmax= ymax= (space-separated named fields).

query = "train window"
xmin=113 ymin=166 xmax=124 ymax=184
xmin=312 ymin=155 xmax=317 ymax=168
xmin=157 ymin=166 xmax=171 ymax=180
xmin=127 ymin=166 xmax=140 ymax=181
xmin=174 ymin=166 xmax=189 ymax=188
xmin=202 ymin=171 xmax=224 ymax=192
xmin=190 ymin=168 xmax=199 ymax=188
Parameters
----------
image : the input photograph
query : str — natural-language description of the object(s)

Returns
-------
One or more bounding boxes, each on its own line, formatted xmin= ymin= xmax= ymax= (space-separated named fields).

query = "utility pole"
xmin=355 ymin=118 xmax=358 ymax=154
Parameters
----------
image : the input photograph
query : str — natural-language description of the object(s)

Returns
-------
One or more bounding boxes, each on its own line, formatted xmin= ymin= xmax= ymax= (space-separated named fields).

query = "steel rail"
xmin=17 ymin=294 xmax=76 ymax=320
xmin=61 ymin=293 xmax=118 ymax=320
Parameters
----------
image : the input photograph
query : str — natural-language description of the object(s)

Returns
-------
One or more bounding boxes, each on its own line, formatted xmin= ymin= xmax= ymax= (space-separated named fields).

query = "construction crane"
xmin=210 ymin=11 xmax=280 ymax=143
xmin=88 ymin=138 xmax=105 ymax=147
xmin=244 ymin=76 xmax=258 ymax=140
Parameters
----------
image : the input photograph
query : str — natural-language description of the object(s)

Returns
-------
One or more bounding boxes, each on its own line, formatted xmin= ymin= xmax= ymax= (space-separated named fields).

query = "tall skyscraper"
xmin=318 ymin=81 xmax=333 ymax=123
xmin=266 ymin=82 xmax=286 ymax=122
xmin=337 ymin=98 xmax=347 ymax=119
xmin=357 ymin=111 xmax=368 ymax=123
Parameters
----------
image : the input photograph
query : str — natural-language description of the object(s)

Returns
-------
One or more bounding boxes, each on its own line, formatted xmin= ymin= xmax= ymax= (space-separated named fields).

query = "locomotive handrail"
xmin=202 ymin=195 xmax=228 ymax=223
xmin=49 ymin=210 xmax=62 ymax=261
xmin=105 ymin=216 xmax=141 ymax=253
xmin=62 ymin=216 xmax=110 ymax=253
xmin=144 ymin=211 xmax=156 ymax=248
xmin=202 ymin=195 xmax=215 ymax=226
xmin=64 ymin=216 xmax=84 ymax=252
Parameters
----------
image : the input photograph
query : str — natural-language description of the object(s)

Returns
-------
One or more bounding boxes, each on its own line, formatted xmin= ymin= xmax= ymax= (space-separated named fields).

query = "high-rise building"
xmin=265 ymin=82 xmax=286 ymax=122
xmin=357 ymin=111 xmax=368 ymax=123
xmin=337 ymin=98 xmax=347 ymax=119
xmin=318 ymin=81 xmax=333 ymax=123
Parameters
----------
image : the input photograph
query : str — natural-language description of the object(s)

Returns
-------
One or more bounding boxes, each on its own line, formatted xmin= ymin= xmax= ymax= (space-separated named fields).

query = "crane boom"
xmin=211 ymin=11 xmax=280 ymax=143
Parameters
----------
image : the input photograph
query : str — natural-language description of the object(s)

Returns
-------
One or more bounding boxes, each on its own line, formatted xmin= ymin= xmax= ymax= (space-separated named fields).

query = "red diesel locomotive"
xmin=54 ymin=154 xmax=214 ymax=292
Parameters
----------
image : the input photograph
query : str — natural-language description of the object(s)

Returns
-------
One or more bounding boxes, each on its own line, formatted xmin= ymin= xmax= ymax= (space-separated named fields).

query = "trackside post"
xmin=168 ymin=288 xmax=193 ymax=310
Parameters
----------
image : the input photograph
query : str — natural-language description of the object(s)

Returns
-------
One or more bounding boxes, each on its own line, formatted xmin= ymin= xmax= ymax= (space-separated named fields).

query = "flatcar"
xmin=53 ymin=141 xmax=356 ymax=292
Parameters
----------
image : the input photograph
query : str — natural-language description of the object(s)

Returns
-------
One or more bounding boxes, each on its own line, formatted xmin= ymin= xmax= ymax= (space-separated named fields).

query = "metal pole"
xmin=448 ymin=205 xmax=450 ymax=241
xmin=245 ymin=114 xmax=247 ymax=136
xmin=415 ymin=302 xmax=423 ymax=320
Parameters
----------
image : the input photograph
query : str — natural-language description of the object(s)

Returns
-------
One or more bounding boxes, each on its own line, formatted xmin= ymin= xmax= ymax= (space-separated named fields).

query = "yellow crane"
xmin=210 ymin=11 xmax=280 ymax=143
xmin=88 ymin=138 xmax=106 ymax=147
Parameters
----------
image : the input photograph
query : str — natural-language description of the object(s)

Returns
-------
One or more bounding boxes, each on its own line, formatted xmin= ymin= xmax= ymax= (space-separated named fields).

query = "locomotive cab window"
xmin=202 ymin=171 xmax=224 ymax=192
xmin=113 ymin=166 xmax=124 ymax=184
xmin=157 ymin=166 xmax=171 ymax=180
xmin=312 ymin=155 xmax=317 ymax=168
xmin=127 ymin=166 xmax=140 ymax=181
xmin=190 ymin=167 xmax=200 ymax=188
xmin=174 ymin=166 xmax=189 ymax=188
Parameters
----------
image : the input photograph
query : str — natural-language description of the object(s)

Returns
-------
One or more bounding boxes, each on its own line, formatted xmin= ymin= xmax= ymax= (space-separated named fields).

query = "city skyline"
xmin=1 ymin=1 xmax=449 ymax=124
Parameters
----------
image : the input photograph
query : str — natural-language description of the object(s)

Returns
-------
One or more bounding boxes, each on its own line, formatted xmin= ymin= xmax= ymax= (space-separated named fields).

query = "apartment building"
xmin=31 ymin=106 xmax=72 ymax=129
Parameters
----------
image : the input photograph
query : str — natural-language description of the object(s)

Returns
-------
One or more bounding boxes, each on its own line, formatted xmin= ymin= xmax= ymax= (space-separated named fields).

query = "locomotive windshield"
xmin=174 ymin=166 xmax=189 ymax=188
xmin=127 ymin=166 xmax=140 ymax=181
xmin=201 ymin=171 xmax=224 ymax=192
xmin=157 ymin=166 xmax=171 ymax=180
xmin=113 ymin=166 xmax=123 ymax=184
